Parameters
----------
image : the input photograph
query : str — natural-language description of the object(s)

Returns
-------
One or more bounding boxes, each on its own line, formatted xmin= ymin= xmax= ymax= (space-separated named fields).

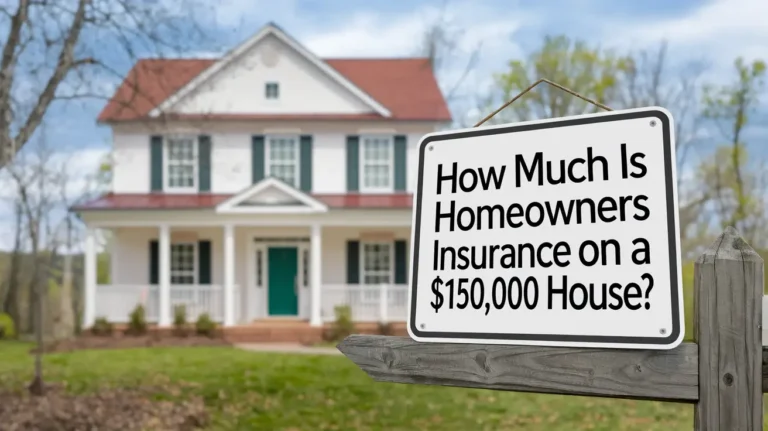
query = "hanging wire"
xmin=473 ymin=78 xmax=613 ymax=127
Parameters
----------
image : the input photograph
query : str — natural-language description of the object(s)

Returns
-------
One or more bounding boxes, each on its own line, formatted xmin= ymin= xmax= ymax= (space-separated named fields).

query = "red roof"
xmin=72 ymin=193 xmax=413 ymax=211
xmin=98 ymin=57 xmax=451 ymax=123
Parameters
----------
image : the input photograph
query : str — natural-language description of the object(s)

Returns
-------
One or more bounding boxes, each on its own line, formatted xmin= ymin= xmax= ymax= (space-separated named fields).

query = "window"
xmin=360 ymin=136 xmax=393 ymax=192
xmin=265 ymin=82 xmax=279 ymax=99
xmin=361 ymin=242 xmax=392 ymax=284
xmin=170 ymin=243 xmax=196 ymax=285
xmin=266 ymin=136 xmax=299 ymax=187
xmin=166 ymin=136 xmax=197 ymax=190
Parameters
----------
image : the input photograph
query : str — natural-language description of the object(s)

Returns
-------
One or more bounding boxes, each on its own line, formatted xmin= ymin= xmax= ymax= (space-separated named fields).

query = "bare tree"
xmin=417 ymin=0 xmax=481 ymax=127
xmin=0 ymin=0 xmax=215 ymax=167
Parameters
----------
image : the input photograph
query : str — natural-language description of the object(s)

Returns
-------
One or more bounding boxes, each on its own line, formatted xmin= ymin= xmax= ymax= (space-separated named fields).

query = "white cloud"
xmin=603 ymin=0 xmax=768 ymax=81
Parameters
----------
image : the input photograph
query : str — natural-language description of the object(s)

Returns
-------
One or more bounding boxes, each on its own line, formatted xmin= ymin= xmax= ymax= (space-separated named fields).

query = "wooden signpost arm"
xmin=338 ymin=227 xmax=765 ymax=430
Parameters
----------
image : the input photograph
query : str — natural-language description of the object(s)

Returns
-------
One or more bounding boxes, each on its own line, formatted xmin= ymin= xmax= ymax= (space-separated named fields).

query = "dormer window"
xmin=265 ymin=82 xmax=279 ymax=99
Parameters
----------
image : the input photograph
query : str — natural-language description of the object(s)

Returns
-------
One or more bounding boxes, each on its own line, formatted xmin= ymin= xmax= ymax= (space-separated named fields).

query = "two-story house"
xmin=72 ymin=23 xmax=451 ymax=337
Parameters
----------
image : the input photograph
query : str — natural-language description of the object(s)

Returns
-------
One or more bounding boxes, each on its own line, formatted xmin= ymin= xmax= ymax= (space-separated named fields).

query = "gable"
xmin=171 ymin=34 xmax=377 ymax=116
xmin=216 ymin=177 xmax=328 ymax=214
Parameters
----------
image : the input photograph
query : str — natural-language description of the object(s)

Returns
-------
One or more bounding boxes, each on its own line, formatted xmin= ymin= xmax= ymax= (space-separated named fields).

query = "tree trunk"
xmin=27 ymin=223 xmax=45 ymax=396
xmin=57 ymin=217 xmax=75 ymax=340
xmin=2 ymin=202 xmax=23 ymax=334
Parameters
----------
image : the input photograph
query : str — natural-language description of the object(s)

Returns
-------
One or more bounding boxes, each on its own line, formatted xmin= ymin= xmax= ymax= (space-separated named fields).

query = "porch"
xmin=93 ymin=283 xmax=409 ymax=325
xmin=84 ymin=223 xmax=412 ymax=328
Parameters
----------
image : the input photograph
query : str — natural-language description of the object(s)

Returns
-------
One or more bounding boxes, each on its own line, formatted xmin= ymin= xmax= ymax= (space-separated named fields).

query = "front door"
xmin=267 ymin=246 xmax=299 ymax=316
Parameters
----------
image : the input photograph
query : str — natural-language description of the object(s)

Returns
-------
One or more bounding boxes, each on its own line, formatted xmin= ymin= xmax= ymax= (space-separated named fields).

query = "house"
xmin=72 ymin=23 xmax=451 ymax=338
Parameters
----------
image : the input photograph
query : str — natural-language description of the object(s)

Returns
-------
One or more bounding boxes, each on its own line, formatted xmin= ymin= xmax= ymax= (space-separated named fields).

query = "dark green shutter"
xmin=198 ymin=240 xmax=211 ymax=285
xmin=198 ymin=135 xmax=211 ymax=192
xmin=149 ymin=240 xmax=159 ymax=284
xmin=394 ymin=135 xmax=407 ymax=191
xmin=299 ymin=135 xmax=312 ymax=192
xmin=150 ymin=136 xmax=163 ymax=192
xmin=346 ymin=240 xmax=360 ymax=284
xmin=252 ymin=135 xmax=265 ymax=184
xmin=346 ymin=136 xmax=359 ymax=192
xmin=394 ymin=240 xmax=407 ymax=284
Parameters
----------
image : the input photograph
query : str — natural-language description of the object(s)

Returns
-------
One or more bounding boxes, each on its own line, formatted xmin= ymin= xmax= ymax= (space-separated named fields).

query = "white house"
xmin=72 ymin=23 xmax=451 ymax=332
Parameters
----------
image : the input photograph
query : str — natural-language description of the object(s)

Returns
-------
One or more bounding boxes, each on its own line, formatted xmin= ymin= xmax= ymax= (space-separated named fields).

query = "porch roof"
xmin=71 ymin=192 xmax=414 ymax=211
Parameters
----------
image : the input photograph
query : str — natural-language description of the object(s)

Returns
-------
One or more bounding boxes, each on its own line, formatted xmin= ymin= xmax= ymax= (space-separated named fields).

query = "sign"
xmin=407 ymin=107 xmax=684 ymax=350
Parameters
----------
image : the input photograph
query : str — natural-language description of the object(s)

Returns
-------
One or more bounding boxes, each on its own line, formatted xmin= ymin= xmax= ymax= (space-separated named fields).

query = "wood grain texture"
xmin=337 ymin=335 xmax=699 ymax=402
xmin=694 ymin=227 xmax=762 ymax=430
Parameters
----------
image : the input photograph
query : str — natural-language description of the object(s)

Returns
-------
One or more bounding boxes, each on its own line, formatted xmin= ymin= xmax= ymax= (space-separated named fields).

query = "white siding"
xmin=110 ymin=121 xmax=439 ymax=194
xmin=172 ymin=34 xmax=372 ymax=115
xmin=112 ymin=131 xmax=150 ymax=193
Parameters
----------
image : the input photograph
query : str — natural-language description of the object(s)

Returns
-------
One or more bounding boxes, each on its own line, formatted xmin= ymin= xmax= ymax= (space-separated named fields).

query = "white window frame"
xmin=264 ymin=135 xmax=301 ymax=188
xmin=359 ymin=135 xmax=394 ymax=193
xmin=265 ymin=82 xmax=279 ymax=100
xmin=170 ymin=242 xmax=197 ymax=285
xmin=163 ymin=134 xmax=198 ymax=193
xmin=359 ymin=241 xmax=394 ymax=304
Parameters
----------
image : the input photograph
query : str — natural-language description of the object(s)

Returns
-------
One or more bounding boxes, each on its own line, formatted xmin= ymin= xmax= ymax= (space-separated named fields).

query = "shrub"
xmin=0 ymin=313 xmax=15 ymax=339
xmin=195 ymin=313 xmax=217 ymax=337
xmin=91 ymin=317 xmax=114 ymax=337
xmin=377 ymin=321 xmax=394 ymax=336
xmin=327 ymin=305 xmax=354 ymax=342
xmin=172 ymin=305 xmax=189 ymax=337
xmin=127 ymin=304 xmax=148 ymax=336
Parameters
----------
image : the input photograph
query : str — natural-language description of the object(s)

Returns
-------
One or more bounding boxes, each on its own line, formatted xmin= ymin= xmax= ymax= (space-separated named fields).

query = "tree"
xmin=485 ymin=35 xmax=632 ymax=124
xmin=0 ymin=0 xmax=212 ymax=168
xmin=698 ymin=58 xmax=766 ymax=244
xmin=417 ymin=0 xmax=481 ymax=128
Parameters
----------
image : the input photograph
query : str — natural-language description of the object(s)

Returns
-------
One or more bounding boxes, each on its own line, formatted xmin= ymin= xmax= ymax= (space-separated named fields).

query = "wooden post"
xmin=694 ymin=226 xmax=763 ymax=430
xmin=337 ymin=227 xmax=767 ymax=429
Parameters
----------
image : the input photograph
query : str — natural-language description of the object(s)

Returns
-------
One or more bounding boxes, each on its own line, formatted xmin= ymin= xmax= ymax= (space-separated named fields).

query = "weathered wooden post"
xmin=694 ymin=226 xmax=763 ymax=430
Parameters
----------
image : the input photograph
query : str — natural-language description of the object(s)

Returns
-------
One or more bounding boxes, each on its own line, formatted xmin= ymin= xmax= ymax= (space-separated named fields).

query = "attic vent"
xmin=260 ymin=44 xmax=279 ymax=68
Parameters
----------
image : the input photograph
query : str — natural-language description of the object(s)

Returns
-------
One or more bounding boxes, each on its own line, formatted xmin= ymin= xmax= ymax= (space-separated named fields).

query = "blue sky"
xmin=1 ymin=0 xmax=767 ymax=249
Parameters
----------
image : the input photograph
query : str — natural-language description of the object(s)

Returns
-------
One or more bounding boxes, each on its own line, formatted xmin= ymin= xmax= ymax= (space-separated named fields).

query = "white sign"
xmin=407 ymin=107 xmax=684 ymax=350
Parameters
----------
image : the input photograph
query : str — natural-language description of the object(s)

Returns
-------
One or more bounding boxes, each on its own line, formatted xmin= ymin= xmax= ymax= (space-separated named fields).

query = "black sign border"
xmin=409 ymin=109 xmax=682 ymax=347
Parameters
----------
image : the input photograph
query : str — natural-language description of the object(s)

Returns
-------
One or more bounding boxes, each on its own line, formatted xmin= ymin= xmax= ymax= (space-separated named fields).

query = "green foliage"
xmin=0 ymin=312 xmax=16 ymax=339
xmin=127 ymin=304 xmax=148 ymax=336
xmin=327 ymin=305 xmax=354 ymax=342
xmin=489 ymin=35 xmax=631 ymax=123
xmin=194 ymin=313 xmax=217 ymax=337
xmin=699 ymin=57 xmax=766 ymax=240
xmin=97 ymin=253 xmax=111 ymax=285
xmin=91 ymin=317 xmax=114 ymax=337
xmin=172 ymin=305 xmax=189 ymax=337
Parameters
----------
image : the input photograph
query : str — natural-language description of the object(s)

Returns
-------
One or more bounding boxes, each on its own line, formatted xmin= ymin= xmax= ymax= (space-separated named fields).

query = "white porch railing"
xmin=321 ymin=284 xmax=409 ymax=323
xmin=94 ymin=285 xmax=240 ymax=324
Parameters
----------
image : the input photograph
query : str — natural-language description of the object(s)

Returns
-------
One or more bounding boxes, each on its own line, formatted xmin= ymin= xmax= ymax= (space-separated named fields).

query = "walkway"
xmin=235 ymin=342 xmax=341 ymax=355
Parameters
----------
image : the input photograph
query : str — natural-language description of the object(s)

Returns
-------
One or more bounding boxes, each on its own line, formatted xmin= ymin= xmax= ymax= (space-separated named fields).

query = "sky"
xmin=0 ymin=0 xmax=766 ymax=250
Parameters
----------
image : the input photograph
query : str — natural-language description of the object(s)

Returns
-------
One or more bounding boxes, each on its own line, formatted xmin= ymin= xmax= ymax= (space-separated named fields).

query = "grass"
xmin=0 ymin=341 xmax=698 ymax=431
xmin=0 ymin=260 xmax=758 ymax=430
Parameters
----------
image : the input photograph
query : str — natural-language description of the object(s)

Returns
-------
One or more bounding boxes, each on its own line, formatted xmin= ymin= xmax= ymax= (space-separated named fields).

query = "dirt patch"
xmin=33 ymin=333 xmax=230 ymax=354
xmin=0 ymin=385 xmax=208 ymax=431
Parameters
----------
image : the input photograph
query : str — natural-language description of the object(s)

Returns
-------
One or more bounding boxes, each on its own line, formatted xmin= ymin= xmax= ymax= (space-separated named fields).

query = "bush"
xmin=327 ymin=305 xmax=354 ymax=342
xmin=0 ymin=313 xmax=15 ymax=339
xmin=127 ymin=304 xmax=148 ymax=336
xmin=377 ymin=321 xmax=394 ymax=336
xmin=91 ymin=317 xmax=114 ymax=337
xmin=195 ymin=313 xmax=217 ymax=337
xmin=172 ymin=305 xmax=189 ymax=337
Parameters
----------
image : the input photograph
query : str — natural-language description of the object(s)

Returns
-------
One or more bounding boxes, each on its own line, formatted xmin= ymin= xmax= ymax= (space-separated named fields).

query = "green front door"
xmin=267 ymin=247 xmax=299 ymax=316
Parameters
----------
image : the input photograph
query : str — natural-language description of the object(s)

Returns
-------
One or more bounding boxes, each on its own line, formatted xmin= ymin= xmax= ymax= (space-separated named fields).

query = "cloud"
xmin=603 ymin=0 xmax=768 ymax=80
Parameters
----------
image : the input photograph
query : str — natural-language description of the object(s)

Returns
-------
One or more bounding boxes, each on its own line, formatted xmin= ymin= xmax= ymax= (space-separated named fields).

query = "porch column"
xmin=223 ymin=223 xmax=236 ymax=327
xmin=83 ymin=228 xmax=97 ymax=329
xmin=158 ymin=224 xmax=171 ymax=326
xmin=310 ymin=224 xmax=322 ymax=327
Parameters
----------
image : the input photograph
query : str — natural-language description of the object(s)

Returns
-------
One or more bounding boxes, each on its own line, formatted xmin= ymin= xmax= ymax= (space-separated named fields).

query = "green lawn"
xmin=1 ymin=341 xmax=696 ymax=431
